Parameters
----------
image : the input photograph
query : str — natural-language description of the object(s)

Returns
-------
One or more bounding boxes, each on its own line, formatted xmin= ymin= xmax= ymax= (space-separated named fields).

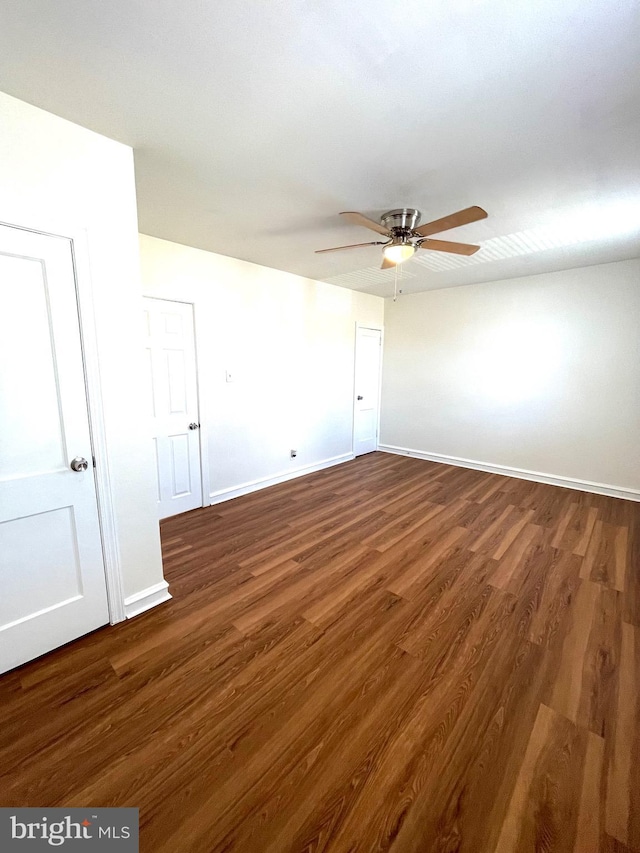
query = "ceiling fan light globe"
xmin=383 ymin=243 xmax=416 ymax=264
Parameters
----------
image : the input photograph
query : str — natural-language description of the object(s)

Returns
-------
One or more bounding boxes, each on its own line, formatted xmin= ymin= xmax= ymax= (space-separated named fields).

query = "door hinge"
xmin=92 ymin=456 xmax=96 ymax=468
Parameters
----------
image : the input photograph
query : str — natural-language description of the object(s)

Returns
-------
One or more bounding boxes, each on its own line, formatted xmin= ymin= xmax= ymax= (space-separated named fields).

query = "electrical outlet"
xmin=290 ymin=449 xmax=297 ymax=459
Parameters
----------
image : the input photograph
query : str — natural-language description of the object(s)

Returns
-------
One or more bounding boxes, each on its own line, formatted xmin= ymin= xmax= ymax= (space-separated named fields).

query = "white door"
xmin=353 ymin=327 xmax=382 ymax=456
xmin=143 ymin=298 xmax=202 ymax=519
xmin=0 ymin=225 xmax=109 ymax=674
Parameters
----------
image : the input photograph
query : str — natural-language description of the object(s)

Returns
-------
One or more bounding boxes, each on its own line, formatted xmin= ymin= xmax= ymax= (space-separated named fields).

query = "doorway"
xmin=353 ymin=326 xmax=383 ymax=456
xmin=0 ymin=224 xmax=110 ymax=674
xmin=143 ymin=297 xmax=203 ymax=519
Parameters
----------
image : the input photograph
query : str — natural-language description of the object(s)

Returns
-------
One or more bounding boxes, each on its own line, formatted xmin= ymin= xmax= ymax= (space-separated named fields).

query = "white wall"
xmin=138 ymin=234 xmax=384 ymax=501
xmin=0 ymin=92 xmax=165 ymax=601
xmin=380 ymin=258 xmax=640 ymax=494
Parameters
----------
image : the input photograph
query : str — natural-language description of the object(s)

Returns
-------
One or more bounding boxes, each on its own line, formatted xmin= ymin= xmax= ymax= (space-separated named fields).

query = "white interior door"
xmin=353 ymin=326 xmax=382 ymax=457
xmin=143 ymin=298 xmax=202 ymax=519
xmin=0 ymin=224 xmax=109 ymax=674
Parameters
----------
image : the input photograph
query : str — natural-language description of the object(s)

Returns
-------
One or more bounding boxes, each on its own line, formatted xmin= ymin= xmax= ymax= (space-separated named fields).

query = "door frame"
xmin=143 ymin=295 xmax=209 ymax=512
xmin=352 ymin=322 xmax=384 ymax=456
xmin=0 ymin=213 xmax=126 ymax=624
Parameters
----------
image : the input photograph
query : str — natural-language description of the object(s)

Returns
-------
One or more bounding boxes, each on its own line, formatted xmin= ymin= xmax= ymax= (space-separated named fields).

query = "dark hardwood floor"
xmin=2 ymin=452 xmax=639 ymax=852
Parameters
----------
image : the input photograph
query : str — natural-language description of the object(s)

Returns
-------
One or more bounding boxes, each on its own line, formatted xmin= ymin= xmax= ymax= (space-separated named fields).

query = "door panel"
xmin=0 ymin=254 xmax=66 ymax=475
xmin=165 ymin=349 xmax=187 ymax=412
xmin=144 ymin=298 xmax=202 ymax=518
xmin=169 ymin=433 xmax=191 ymax=496
xmin=0 ymin=507 xmax=83 ymax=626
xmin=0 ymin=225 xmax=109 ymax=674
xmin=353 ymin=327 xmax=382 ymax=456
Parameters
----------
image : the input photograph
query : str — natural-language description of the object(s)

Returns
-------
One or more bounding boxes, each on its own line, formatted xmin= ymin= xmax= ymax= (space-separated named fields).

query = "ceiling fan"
xmin=316 ymin=206 xmax=488 ymax=269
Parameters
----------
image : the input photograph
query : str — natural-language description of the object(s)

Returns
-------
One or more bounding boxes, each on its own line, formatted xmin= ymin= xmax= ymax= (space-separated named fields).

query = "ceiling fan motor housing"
xmin=381 ymin=208 xmax=422 ymax=238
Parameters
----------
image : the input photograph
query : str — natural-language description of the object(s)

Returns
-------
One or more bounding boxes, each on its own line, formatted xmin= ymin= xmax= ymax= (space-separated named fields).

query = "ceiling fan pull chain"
xmin=393 ymin=264 xmax=398 ymax=302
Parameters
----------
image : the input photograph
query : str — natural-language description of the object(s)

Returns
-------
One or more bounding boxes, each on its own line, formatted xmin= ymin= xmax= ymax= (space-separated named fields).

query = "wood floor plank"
xmin=233 ymin=546 xmax=374 ymax=634
xmin=574 ymin=731 xmax=605 ymax=853
xmin=606 ymin=621 xmax=640 ymax=849
xmin=547 ymin=581 xmax=622 ymax=738
xmin=502 ymin=541 xmax=582 ymax=648
xmin=153 ymin=607 xmax=411 ymax=850
xmin=582 ymin=520 xmax=628 ymax=590
xmin=494 ymin=703 xmax=589 ymax=853
xmin=386 ymin=525 xmax=469 ymax=598
xmin=474 ymin=477 xmax=507 ymax=504
xmin=383 ymin=634 xmax=546 ymax=853
xmin=556 ymin=504 xmax=599 ymax=557
xmin=601 ymin=835 xmax=636 ymax=852
xmin=306 ymin=592 xmax=524 ymax=852
xmin=395 ymin=550 xmax=498 ymax=662
xmin=361 ymin=501 xmax=445 ymax=551
xmin=214 ymin=646 xmax=427 ymax=853
xmin=488 ymin=521 xmax=542 ymax=590
xmin=623 ymin=510 xmax=640 ymax=626
xmin=1 ymin=452 xmax=637 ymax=853
xmin=469 ymin=504 xmax=536 ymax=559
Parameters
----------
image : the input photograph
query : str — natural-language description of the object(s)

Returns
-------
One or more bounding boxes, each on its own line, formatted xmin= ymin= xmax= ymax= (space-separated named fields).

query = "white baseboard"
xmin=209 ymin=453 xmax=355 ymax=505
xmin=377 ymin=444 xmax=640 ymax=502
xmin=124 ymin=580 xmax=172 ymax=619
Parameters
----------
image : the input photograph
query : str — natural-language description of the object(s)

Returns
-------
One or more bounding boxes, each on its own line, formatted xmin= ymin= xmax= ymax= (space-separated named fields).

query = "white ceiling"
xmin=0 ymin=0 xmax=639 ymax=296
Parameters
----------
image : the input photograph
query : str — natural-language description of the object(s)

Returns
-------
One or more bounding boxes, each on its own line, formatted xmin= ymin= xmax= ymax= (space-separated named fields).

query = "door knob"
xmin=188 ymin=422 xmax=200 ymax=430
xmin=70 ymin=456 xmax=89 ymax=472
xmin=357 ymin=395 xmax=364 ymax=401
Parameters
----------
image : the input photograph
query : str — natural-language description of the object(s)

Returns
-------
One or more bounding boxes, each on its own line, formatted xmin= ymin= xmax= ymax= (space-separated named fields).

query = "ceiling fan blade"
xmin=381 ymin=257 xmax=396 ymax=269
xmin=340 ymin=211 xmax=391 ymax=236
xmin=414 ymin=206 xmax=487 ymax=237
xmin=419 ymin=238 xmax=481 ymax=256
xmin=315 ymin=241 xmax=385 ymax=254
